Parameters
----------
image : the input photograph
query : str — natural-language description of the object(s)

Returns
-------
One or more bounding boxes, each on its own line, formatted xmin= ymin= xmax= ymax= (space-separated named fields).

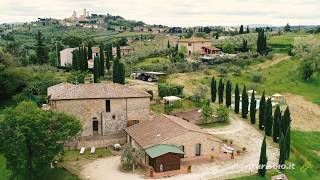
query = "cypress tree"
xmin=241 ymin=85 xmax=248 ymax=119
xmin=83 ymin=46 xmax=88 ymax=70
xmin=226 ymin=80 xmax=232 ymax=108
xmin=264 ymin=98 xmax=273 ymax=136
xmin=258 ymin=136 xmax=268 ymax=177
xmin=99 ymin=43 xmax=105 ymax=76
xmin=36 ymin=30 xmax=47 ymax=64
xmin=273 ymin=105 xmax=281 ymax=143
xmin=281 ymin=107 xmax=291 ymax=135
xmin=72 ymin=49 xmax=78 ymax=71
xmin=239 ymin=25 xmax=244 ymax=34
xmin=211 ymin=76 xmax=217 ymax=103
xmin=118 ymin=62 xmax=125 ymax=84
xmin=93 ymin=55 xmax=99 ymax=83
xmin=88 ymin=42 xmax=93 ymax=59
xmin=106 ymin=44 xmax=112 ymax=70
xmin=116 ymin=44 xmax=121 ymax=59
xmin=259 ymin=92 xmax=266 ymax=130
xmin=234 ymin=84 xmax=240 ymax=114
xmin=279 ymin=133 xmax=286 ymax=170
xmin=112 ymin=58 xmax=119 ymax=83
xmin=218 ymin=78 xmax=224 ymax=104
xmin=285 ymin=126 xmax=291 ymax=160
xmin=246 ymin=26 xmax=250 ymax=33
xmin=167 ymin=40 xmax=170 ymax=48
xmin=250 ymin=90 xmax=256 ymax=124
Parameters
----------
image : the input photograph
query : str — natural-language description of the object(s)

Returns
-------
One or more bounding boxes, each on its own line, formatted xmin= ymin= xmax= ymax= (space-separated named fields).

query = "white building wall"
xmin=60 ymin=48 xmax=76 ymax=66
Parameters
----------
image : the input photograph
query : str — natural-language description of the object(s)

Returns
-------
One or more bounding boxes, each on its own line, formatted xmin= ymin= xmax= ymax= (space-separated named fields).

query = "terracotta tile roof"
xmin=124 ymin=114 xmax=206 ymax=149
xmin=48 ymin=82 xmax=150 ymax=100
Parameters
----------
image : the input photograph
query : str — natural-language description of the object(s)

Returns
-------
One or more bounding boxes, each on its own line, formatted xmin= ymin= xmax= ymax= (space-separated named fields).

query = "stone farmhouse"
xmin=112 ymin=46 xmax=134 ymax=57
xmin=47 ymin=82 xmax=150 ymax=146
xmin=176 ymin=37 xmax=220 ymax=56
xmin=124 ymin=114 xmax=222 ymax=173
xmin=59 ymin=47 xmax=100 ymax=67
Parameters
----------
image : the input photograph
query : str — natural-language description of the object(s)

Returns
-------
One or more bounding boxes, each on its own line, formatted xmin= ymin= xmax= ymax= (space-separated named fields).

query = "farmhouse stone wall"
xmin=51 ymin=97 xmax=150 ymax=137
xmin=163 ymin=131 xmax=221 ymax=159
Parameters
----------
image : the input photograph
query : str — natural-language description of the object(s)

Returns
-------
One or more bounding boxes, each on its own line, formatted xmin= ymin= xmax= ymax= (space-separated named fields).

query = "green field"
xmin=228 ymin=57 xmax=320 ymax=104
xmin=231 ymin=131 xmax=320 ymax=180
xmin=135 ymin=57 xmax=170 ymax=69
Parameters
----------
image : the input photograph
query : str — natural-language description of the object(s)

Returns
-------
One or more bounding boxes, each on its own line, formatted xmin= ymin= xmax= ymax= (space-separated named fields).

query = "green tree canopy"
xmin=0 ymin=101 xmax=81 ymax=179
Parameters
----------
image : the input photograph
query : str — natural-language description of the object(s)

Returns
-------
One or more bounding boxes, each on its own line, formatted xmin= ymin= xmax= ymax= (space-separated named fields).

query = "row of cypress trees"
xmin=257 ymin=29 xmax=268 ymax=55
xmin=72 ymin=46 xmax=89 ymax=72
xmin=210 ymin=77 xmax=292 ymax=176
xmin=91 ymin=43 xmax=125 ymax=84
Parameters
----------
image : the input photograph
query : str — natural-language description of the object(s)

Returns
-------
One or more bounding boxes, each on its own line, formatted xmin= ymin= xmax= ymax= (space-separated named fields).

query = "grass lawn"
xmin=135 ymin=56 xmax=170 ymax=69
xmin=150 ymin=99 xmax=196 ymax=114
xmin=0 ymin=154 xmax=79 ymax=180
xmin=230 ymin=131 xmax=320 ymax=180
xmin=62 ymin=148 xmax=112 ymax=161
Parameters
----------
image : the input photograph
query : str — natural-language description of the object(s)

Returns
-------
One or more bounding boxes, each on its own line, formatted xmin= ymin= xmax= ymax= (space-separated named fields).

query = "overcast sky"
xmin=0 ymin=0 xmax=319 ymax=26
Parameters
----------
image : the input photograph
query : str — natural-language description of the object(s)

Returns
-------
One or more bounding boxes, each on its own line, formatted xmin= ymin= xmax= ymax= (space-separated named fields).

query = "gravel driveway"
xmin=80 ymin=113 xmax=279 ymax=180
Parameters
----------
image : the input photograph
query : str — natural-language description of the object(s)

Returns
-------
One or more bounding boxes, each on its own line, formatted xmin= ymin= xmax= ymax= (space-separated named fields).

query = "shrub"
xmin=216 ymin=105 xmax=229 ymax=122
xmin=158 ymin=83 xmax=184 ymax=98
xmin=252 ymin=73 xmax=263 ymax=83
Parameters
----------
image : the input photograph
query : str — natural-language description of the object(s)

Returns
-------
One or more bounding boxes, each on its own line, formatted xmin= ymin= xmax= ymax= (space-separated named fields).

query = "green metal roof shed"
xmin=145 ymin=144 xmax=184 ymax=158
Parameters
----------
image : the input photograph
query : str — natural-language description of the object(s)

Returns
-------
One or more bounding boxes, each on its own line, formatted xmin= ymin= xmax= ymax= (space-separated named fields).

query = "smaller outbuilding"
xmin=146 ymin=144 xmax=184 ymax=173
xmin=124 ymin=114 xmax=222 ymax=173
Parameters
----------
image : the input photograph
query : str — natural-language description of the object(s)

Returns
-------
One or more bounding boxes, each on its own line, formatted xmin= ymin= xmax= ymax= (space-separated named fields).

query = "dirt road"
xmin=80 ymin=113 xmax=279 ymax=180
xmin=284 ymin=93 xmax=320 ymax=131
xmin=247 ymin=55 xmax=290 ymax=72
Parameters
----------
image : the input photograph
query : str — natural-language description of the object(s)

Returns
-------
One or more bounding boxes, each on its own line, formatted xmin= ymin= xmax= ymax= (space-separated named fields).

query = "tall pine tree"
xmin=235 ymin=84 xmax=240 ymax=114
xmin=239 ymin=25 xmax=244 ymax=34
xmin=112 ymin=58 xmax=119 ymax=83
xmin=241 ymin=85 xmax=248 ymax=119
xmin=250 ymin=90 xmax=256 ymax=124
xmin=211 ymin=76 xmax=217 ymax=103
xmin=118 ymin=62 xmax=125 ymax=84
xmin=225 ymin=80 xmax=232 ymax=108
xmin=218 ymin=78 xmax=224 ymax=104
xmin=273 ymin=105 xmax=281 ymax=143
xmin=99 ymin=43 xmax=105 ymax=76
xmin=36 ymin=30 xmax=47 ymax=64
xmin=281 ymin=107 xmax=291 ymax=136
xmin=264 ymin=98 xmax=273 ymax=136
xmin=258 ymin=136 xmax=268 ymax=177
xmin=106 ymin=44 xmax=112 ymax=70
xmin=279 ymin=133 xmax=286 ymax=170
xmin=93 ymin=55 xmax=99 ymax=83
xmin=116 ymin=44 xmax=121 ymax=59
xmin=285 ymin=126 xmax=291 ymax=160
xmin=259 ymin=92 xmax=266 ymax=130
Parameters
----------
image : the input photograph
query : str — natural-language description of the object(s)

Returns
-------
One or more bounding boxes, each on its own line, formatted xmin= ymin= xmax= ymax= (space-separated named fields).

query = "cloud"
xmin=0 ymin=0 xmax=319 ymax=26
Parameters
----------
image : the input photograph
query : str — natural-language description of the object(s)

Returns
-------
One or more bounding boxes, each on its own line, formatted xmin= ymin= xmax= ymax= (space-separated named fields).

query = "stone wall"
xmin=52 ymin=97 xmax=150 ymax=137
xmin=163 ymin=131 xmax=221 ymax=159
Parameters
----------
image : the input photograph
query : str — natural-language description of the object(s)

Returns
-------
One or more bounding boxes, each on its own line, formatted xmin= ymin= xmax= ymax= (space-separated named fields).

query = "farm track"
xmin=246 ymin=55 xmax=290 ymax=72
xmin=284 ymin=93 xmax=320 ymax=132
